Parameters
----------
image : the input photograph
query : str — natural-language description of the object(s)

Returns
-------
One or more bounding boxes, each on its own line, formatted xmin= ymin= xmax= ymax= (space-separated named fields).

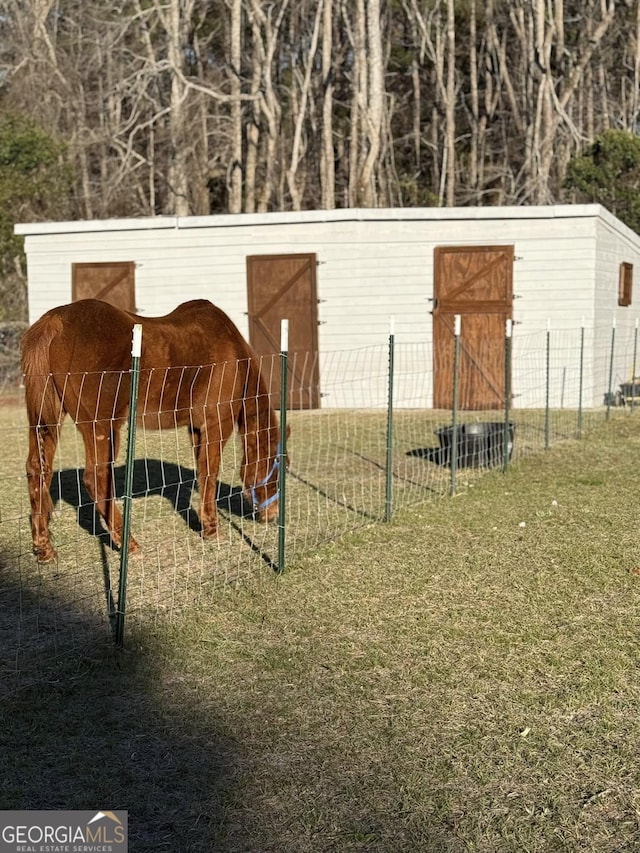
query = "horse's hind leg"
xmin=26 ymin=423 xmax=59 ymax=563
xmin=79 ymin=420 xmax=141 ymax=554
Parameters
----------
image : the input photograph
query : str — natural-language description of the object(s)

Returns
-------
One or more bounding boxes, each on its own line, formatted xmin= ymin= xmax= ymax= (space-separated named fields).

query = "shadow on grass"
xmin=406 ymin=446 xmax=508 ymax=469
xmin=49 ymin=459 xmax=280 ymax=575
xmin=0 ymin=561 xmax=248 ymax=852
xmin=1 ymin=551 xmax=458 ymax=852
xmin=49 ymin=459 xmax=254 ymax=546
xmin=406 ymin=446 xmax=448 ymax=466
xmin=286 ymin=468 xmax=381 ymax=522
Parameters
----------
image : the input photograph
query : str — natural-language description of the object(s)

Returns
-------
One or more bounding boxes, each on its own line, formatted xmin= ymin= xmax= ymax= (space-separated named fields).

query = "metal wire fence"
xmin=0 ymin=318 xmax=637 ymax=692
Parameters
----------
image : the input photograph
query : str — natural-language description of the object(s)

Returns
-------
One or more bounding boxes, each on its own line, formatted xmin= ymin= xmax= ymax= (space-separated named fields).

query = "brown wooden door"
xmin=433 ymin=245 xmax=514 ymax=410
xmin=247 ymin=253 xmax=320 ymax=409
xmin=72 ymin=261 xmax=136 ymax=311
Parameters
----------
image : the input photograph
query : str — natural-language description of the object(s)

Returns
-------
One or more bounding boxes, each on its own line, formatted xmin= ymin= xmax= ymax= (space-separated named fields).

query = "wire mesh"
xmin=1 ymin=320 xmax=637 ymax=692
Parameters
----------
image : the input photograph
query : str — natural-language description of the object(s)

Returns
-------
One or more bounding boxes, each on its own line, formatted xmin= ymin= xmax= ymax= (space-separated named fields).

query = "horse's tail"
xmin=21 ymin=313 xmax=64 ymax=428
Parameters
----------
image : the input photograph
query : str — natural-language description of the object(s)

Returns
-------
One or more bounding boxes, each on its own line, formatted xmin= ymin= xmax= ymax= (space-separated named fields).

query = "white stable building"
xmin=16 ymin=205 xmax=640 ymax=410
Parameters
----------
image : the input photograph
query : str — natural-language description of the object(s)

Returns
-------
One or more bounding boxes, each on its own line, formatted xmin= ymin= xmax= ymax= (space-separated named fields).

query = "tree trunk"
xmin=228 ymin=0 xmax=243 ymax=213
xmin=346 ymin=0 xmax=366 ymax=206
xmin=164 ymin=0 xmax=192 ymax=215
xmin=357 ymin=0 xmax=384 ymax=206
xmin=247 ymin=0 xmax=288 ymax=212
xmin=320 ymin=0 xmax=336 ymax=209
xmin=444 ymin=0 xmax=456 ymax=206
xmin=286 ymin=0 xmax=322 ymax=209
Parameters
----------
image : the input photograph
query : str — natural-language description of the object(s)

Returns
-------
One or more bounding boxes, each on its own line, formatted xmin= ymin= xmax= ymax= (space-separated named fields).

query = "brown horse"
xmin=21 ymin=298 xmax=285 ymax=563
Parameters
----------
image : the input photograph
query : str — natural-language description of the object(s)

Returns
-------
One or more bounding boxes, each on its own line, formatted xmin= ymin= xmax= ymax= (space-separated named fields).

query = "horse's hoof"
xmin=34 ymin=546 xmax=57 ymax=563
xmin=112 ymin=533 xmax=141 ymax=555
xmin=201 ymin=525 xmax=220 ymax=541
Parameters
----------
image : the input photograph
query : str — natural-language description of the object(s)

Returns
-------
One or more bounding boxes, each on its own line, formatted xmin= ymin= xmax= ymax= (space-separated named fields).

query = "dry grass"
xmin=1 ymin=397 xmax=640 ymax=851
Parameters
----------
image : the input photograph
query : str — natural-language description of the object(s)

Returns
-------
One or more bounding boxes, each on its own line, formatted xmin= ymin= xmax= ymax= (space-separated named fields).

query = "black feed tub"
xmin=619 ymin=381 xmax=640 ymax=406
xmin=435 ymin=421 xmax=515 ymax=468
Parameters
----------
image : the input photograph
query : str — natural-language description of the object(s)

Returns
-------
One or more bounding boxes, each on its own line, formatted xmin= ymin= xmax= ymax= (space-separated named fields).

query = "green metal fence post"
xmin=577 ymin=318 xmax=585 ymax=438
xmin=545 ymin=319 xmax=551 ymax=450
xmin=384 ymin=319 xmax=395 ymax=523
xmin=503 ymin=318 xmax=512 ymax=473
xmin=277 ymin=319 xmax=288 ymax=574
xmin=606 ymin=317 xmax=616 ymax=421
xmin=450 ymin=314 xmax=461 ymax=496
xmin=115 ymin=323 xmax=142 ymax=647
xmin=631 ymin=318 xmax=638 ymax=413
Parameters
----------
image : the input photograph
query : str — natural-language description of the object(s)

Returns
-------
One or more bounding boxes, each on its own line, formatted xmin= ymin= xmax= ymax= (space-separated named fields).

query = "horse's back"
xmin=142 ymin=299 xmax=252 ymax=365
xmin=23 ymin=299 xmax=134 ymax=374
xmin=134 ymin=300 xmax=254 ymax=427
xmin=21 ymin=298 xmax=126 ymax=373
xmin=21 ymin=298 xmax=258 ymax=426
xmin=24 ymin=298 xmax=251 ymax=365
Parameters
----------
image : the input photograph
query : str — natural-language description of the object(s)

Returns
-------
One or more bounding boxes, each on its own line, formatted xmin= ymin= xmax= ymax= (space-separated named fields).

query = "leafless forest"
xmin=1 ymin=0 xmax=639 ymax=220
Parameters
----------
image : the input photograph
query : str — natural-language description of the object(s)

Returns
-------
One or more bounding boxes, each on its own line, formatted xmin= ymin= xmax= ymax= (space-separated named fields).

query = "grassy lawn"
xmin=1 ymin=410 xmax=639 ymax=851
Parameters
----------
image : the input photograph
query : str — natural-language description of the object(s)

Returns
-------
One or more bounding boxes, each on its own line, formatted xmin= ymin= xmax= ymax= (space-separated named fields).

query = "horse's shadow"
xmin=50 ymin=459 xmax=252 ymax=548
xmin=406 ymin=446 xmax=449 ymax=466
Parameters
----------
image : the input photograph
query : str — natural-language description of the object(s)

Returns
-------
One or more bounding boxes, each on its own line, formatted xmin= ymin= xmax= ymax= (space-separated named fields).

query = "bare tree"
xmin=358 ymin=0 xmax=384 ymax=205
xmin=286 ymin=0 xmax=323 ymax=209
xmin=320 ymin=0 xmax=336 ymax=209
xmin=245 ymin=0 xmax=289 ymax=211
xmin=1 ymin=0 xmax=638 ymax=224
xmin=227 ymin=0 xmax=243 ymax=213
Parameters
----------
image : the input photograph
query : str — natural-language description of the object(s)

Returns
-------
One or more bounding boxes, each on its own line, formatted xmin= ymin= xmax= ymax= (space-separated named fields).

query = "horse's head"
xmin=241 ymin=424 xmax=290 ymax=523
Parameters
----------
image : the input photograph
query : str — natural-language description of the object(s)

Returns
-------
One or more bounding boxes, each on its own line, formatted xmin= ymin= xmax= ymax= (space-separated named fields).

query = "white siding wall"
xmin=16 ymin=206 xmax=640 ymax=409
xmin=594 ymin=214 xmax=640 ymax=404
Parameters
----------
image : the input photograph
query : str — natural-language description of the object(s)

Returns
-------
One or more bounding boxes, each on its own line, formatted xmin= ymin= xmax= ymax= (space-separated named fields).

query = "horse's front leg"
xmin=79 ymin=420 xmax=140 ymax=554
xmin=26 ymin=423 xmax=58 ymax=563
xmin=192 ymin=421 xmax=223 ymax=540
